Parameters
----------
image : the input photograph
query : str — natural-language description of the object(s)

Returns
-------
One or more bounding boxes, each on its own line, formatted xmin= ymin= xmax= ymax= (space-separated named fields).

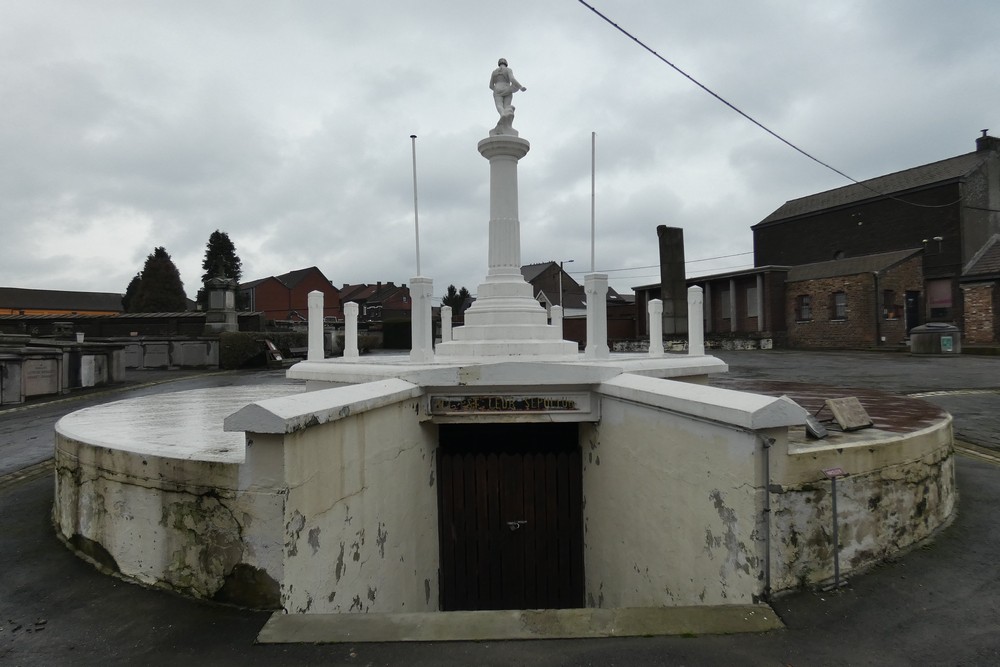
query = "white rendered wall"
xmin=276 ymin=397 xmax=440 ymax=614
xmin=581 ymin=396 xmax=767 ymax=606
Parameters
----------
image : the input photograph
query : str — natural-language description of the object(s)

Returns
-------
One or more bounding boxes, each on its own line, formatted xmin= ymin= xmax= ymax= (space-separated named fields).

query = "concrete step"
xmin=257 ymin=604 xmax=783 ymax=644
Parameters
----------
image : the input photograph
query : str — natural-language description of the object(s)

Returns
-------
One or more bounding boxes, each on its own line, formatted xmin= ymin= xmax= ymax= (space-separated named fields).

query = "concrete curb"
xmin=256 ymin=604 xmax=783 ymax=643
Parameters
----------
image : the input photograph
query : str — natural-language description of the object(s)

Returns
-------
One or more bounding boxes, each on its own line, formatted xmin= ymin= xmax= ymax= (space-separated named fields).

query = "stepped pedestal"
xmin=436 ymin=135 xmax=577 ymax=359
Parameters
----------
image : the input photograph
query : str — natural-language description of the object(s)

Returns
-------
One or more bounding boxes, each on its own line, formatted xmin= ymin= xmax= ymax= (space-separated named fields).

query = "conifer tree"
xmin=441 ymin=284 xmax=472 ymax=313
xmin=129 ymin=247 xmax=188 ymax=312
xmin=122 ymin=272 xmax=141 ymax=312
xmin=196 ymin=230 xmax=245 ymax=309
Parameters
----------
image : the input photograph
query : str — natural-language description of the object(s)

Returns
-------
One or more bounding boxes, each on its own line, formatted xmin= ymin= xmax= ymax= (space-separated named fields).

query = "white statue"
xmin=489 ymin=58 xmax=526 ymax=136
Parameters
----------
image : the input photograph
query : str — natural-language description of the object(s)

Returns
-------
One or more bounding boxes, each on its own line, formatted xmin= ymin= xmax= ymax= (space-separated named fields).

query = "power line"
xmin=566 ymin=251 xmax=754 ymax=275
xmin=576 ymin=0 xmax=966 ymax=210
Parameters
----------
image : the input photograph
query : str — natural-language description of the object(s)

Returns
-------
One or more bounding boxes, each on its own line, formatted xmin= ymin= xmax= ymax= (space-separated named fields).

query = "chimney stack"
xmin=976 ymin=129 xmax=1000 ymax=153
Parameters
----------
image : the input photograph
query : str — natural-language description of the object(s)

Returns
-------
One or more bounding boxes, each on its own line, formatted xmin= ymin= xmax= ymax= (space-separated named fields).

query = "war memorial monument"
xmin=52 ymin=61 xmax=955 ymax=640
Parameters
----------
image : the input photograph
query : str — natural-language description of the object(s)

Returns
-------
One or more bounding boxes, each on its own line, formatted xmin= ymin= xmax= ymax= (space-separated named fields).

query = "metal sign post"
xmin=823 ymin=467 xmax=848 ymax=591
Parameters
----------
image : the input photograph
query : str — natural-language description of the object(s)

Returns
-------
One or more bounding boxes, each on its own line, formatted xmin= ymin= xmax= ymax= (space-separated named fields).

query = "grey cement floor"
xmin=2 ymin=352 xmax=1000 ymax=665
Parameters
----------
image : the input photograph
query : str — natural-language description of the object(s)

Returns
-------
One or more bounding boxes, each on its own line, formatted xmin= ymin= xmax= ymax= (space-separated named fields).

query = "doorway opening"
xmin=437 ymin=422 xmax=584 ymax=611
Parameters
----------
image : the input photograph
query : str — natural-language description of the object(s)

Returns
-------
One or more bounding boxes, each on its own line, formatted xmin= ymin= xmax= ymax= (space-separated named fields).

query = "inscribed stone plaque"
xmin=23 ymin=358 xmax=59 ymax=396
xmin=430 ymin=394 xmax=586 ymax=415
xmin=825 ymin=397 xmax=873 ymax=431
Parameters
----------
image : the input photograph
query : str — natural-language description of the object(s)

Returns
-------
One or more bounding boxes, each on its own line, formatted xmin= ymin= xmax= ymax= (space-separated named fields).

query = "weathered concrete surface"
xmin=53 ymin=385 xmax=303 ymax=607
xmin=273 ymin=395 xmax=440 ymax=614
xmin=582 ymin=396 xmax=777 ymax=606
xmin=257 ymin=605 xmax=782 ymax=643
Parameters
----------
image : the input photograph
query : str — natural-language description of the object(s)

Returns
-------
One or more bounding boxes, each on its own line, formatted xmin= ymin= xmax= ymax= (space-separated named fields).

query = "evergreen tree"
xmin=122 ymin=272 xmax=141 ymax=312
xmin=196 ymin=230 xmax=245 ymax=309
xmin=129 ymin=246 xmax=188 ymax=312
xmin=441 ymin=284 xmax=472 ymax=313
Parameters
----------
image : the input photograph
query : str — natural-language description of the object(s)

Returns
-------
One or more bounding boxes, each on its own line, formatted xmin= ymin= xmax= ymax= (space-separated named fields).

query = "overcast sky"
xmin=3 ymin=1 xmax=999 ymax=301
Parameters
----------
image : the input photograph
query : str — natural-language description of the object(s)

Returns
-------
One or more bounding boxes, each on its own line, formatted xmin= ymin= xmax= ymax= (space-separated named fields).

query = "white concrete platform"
xmin=287 ymin=352 xmax=728 ymax=387
xmin=56 ymin=385 xmax=305 ymax=463
xmin=257 ymin=604 xmax=784 ymax=643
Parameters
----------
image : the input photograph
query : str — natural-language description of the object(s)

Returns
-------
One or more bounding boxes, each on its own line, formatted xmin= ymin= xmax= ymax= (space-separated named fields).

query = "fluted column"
xmin=478 ymin=136 xmax=530 ymax=281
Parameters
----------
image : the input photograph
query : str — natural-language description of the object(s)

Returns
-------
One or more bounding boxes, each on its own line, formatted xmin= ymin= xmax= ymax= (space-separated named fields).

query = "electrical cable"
xmin=577 ymin=0 xmax=972 ymax=210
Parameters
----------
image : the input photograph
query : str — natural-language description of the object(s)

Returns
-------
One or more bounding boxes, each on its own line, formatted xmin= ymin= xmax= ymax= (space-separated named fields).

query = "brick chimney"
xmin=976 ymin=129 xmax=1000 ymax=153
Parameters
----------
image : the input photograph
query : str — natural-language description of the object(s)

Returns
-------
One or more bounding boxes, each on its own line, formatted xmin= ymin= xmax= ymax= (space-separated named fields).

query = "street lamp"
xmin=559 ymin=259 xmax=574 ymax=308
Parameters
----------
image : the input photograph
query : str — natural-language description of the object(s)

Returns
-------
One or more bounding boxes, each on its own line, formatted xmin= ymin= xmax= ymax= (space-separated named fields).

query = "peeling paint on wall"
xmin=771 ymin=450 xmax=955 ymax=591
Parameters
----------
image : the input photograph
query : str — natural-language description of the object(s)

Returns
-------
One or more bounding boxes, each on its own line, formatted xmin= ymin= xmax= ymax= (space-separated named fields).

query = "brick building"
xmin=520 ymin=262 xmax=635 ymax=347
xmin=0 ymin=287 xmax=123 ymax=316
xmin=960 ymin=234 xmax=1000 ymax=344
xmin=339 ymin=282 xmax=412 ymax=322
xmin=753 ymin=132 xmax=1000 ymax=342
xmin=784 ymin=249 xmax=923 ymax=349
xmin=240 ymin=267 xmax=341 ymax=322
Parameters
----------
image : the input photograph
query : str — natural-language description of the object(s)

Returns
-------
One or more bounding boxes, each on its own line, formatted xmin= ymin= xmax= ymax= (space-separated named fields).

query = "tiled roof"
xmin=241 ymin=267 xmax=333 ymax=290
xmin=0 ymin=287 xmax=123 ymax=312
xmin=275 ymin=267 xmax=322 ymax=288
xmin=756 ymin=151 xmax=987 ymax=226
xmin=521 ymin=262 xmax=554 ymax=283
xmin=339 ymin=283 xmax=406 ymax=303
xmin=963 ymin=235 xmax=1000 ymax=278
xmin=786 ymin=248 xmax=922 ymax=282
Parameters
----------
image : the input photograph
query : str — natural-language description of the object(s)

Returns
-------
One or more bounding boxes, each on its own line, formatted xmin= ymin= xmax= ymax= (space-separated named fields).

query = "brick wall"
xmin=786 ymin=255 xmax=922 ymax=349
xmin=754 ymin=183 xmax=963 ymax=274
xmin=961 ymin=283 xmax=997 ymax=344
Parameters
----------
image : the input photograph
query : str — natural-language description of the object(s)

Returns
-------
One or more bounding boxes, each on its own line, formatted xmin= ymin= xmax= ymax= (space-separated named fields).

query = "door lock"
xmin=506 ymin=520 xmax=527 ymax=531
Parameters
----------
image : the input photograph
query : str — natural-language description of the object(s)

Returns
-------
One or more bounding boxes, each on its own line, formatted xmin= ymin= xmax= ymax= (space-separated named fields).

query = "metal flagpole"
xmin=591 ymin=131 xmax=596 ymax=272
xmin=410 ymin=134 xmax=421 ymax=275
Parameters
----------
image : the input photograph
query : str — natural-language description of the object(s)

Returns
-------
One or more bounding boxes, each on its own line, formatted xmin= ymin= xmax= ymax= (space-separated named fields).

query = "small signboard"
xmin=941 ymin=335 xmax=954 ymax=353
xmin=825 ymin=397 xmax=873 ymax=432
xmin=823 ymin=467 xmax=847 ymax=479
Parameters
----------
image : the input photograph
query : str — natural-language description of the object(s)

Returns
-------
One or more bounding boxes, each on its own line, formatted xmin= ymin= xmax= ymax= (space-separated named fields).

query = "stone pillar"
xmin=657 ymin=225 xmax=688 ymax=334
xmin=648 ymin=299 xmax=664 ymax=357
xmin=688 ymin=286 xmax=705 ymax=356
xmin=344 ymin=302 xmax=359 ymax=359
xmin=584 ymin=273 xmax=609 ymax=359
xmin=307 ymin=290 xmax=324 ymax=361
xmin=409 ymin=277 xmax=433 ymax=363
xmin=441 ymin=306 xmax=453 ymax=343
xmin=551 ymin=305 xmax=563 ymax=334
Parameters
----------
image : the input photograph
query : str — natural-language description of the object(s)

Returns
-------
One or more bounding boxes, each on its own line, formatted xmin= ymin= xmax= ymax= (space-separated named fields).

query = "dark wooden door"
xmin=437 ymin=423 xmax=583 ymax=611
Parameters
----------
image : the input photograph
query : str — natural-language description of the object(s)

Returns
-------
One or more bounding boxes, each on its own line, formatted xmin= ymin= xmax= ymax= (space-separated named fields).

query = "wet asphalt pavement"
xmin=2 ymin=352 xmax=999 ymax=666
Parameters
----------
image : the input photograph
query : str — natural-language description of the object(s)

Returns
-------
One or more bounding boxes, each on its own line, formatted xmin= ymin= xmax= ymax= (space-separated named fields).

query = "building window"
xmin=927 ymin=279 xmax=952 ymax=320
xmin=883 ymin=289 xmax=900 ymax=320
xmin=831 ymin=291 xmax=847 ymax=320
xmin=720 ymin=290 xmax=731 ymax=318
xmin=796 ymin=295 xmax=812 ymax=321
xmin=746 ymin=287 xmax=759 ymax=317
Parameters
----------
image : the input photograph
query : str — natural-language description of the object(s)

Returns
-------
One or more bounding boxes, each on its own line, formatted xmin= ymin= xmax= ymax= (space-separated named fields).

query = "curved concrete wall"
xmin=52 ymin=376 xmax=956 ymax=612
xmin=769 ymin=419 xmax=956 ymax=591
